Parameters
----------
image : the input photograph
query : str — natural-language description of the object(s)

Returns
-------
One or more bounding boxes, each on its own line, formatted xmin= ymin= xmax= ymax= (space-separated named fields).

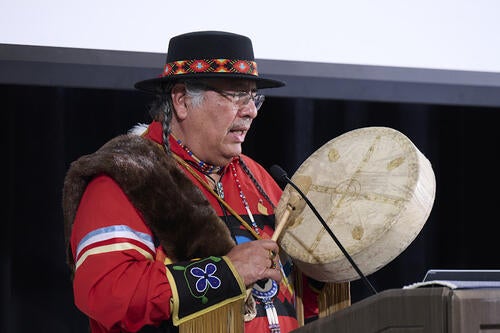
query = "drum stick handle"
xmin=271 ymin=206 xmax=292 ymax=241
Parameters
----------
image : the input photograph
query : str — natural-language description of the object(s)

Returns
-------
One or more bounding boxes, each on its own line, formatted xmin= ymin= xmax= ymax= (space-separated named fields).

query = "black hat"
xmin=134 ymin=31 xmax=285 ymax=94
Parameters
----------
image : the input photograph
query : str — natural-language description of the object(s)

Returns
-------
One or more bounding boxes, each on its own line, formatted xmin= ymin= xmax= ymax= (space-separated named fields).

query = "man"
xmin=63 ymin=31 xmax=317 ymax=332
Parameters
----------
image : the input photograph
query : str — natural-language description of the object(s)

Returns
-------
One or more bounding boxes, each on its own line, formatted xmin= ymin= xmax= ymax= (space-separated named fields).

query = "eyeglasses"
xmin=194 ymin=82 xmax=265 ymax=111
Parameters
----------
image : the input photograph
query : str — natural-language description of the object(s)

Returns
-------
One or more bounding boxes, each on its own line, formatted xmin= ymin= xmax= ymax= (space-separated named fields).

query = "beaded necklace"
xmin=170 ymin=135 xmax=262 ymax=237
xmin=170 ymin=152 xmax=260 ymax=240
xmin=230 ymin=161 xmax=260 ymax=236
xmin=231 ymin=160 xmax=281 ymax=332
xmin=172 ymin=134 xmax=261 ymax=235
xmin=173 ymin=134 xmax=224 ymax=175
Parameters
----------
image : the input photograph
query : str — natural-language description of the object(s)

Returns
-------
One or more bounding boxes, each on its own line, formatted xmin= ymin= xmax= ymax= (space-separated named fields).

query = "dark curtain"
xmin=4 ymin=84 xmax=500 ymax=332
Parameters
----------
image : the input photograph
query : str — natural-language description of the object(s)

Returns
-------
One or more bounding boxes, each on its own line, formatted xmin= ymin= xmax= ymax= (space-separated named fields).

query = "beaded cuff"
xmin=166 ymin=256 xmax=246 ymax=326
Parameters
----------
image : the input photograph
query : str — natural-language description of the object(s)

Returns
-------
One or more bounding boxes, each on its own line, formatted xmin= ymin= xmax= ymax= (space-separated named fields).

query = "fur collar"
xmin=62 ymin=134 xmax=235 ymax=270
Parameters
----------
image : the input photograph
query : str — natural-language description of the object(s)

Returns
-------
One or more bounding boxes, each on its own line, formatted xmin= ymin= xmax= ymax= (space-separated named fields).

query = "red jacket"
xmin=68 ymin=122 xmax=317 ymax=332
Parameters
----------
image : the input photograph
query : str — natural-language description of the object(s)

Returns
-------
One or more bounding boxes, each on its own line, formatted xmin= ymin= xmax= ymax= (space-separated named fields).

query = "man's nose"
xmin=238 ymin=101 xmax=258 ymax=119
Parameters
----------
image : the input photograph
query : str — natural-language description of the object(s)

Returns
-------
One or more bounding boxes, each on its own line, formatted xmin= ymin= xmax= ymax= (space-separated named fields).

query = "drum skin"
xmin=275 ymin=127 xmax=436 ymax=282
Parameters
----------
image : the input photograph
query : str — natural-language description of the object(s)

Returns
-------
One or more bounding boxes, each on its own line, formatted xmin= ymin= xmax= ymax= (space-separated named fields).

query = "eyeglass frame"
xmin=185 ymin=81 xmax=265 ymax=111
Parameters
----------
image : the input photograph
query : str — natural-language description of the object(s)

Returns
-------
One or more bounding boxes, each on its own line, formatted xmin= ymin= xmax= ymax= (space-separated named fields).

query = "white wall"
xmin=1 ymin=0 xmax=500 ymax=73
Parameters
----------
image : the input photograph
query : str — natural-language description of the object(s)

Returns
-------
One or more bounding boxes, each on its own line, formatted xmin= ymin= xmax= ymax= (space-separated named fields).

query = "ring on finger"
xmin=269 ymin=250 xmax=277 ymax=260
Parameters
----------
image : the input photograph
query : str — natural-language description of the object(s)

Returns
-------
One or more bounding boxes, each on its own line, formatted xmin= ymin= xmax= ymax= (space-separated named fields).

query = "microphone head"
xmin=269 ymin=164 xmax=288 ymax=188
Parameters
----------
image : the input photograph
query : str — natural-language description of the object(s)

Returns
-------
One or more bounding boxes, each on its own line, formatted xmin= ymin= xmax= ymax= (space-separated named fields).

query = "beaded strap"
xmin=163 ymin=59 xmax=258 ymax=77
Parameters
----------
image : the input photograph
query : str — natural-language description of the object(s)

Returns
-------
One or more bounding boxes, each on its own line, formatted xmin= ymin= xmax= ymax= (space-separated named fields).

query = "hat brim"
xmin=134 ymin=73 xmax=285 ymax=94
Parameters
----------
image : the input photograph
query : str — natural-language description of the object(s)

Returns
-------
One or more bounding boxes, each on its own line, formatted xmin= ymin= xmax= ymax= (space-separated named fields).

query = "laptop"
xmin=423 ymin=269 xmax=500 ymax=282
xmin=404 ymin=269 xmax=500 ymax=289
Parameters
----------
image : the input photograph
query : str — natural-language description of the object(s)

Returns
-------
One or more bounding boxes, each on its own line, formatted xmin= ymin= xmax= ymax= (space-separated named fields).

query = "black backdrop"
xmin=4 ymin=83 xmax=500 ymax=332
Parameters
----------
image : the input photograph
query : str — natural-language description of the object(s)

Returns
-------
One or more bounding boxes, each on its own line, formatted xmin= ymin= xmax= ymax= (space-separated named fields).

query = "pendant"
xmin=252 ymin=279 xmax=281 ymax=332
xmin=215 ymin=181 xmax=224 ymax=199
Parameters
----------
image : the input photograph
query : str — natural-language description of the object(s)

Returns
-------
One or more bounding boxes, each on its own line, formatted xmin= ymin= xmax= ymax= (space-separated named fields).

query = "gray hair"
xmin=148 ymin=81 xmax=206 ymax=154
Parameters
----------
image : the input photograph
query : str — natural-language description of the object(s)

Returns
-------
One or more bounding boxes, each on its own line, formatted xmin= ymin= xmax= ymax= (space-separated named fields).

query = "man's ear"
xmin=171 ymin=83 xmax=188 ymax=119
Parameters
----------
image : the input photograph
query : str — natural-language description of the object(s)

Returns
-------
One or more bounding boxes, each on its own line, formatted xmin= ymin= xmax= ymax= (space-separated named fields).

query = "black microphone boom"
xmin=269 ymin=164 xmax=377 ymax=295
xmin=269 ymin=164 xmax=288 ymax=189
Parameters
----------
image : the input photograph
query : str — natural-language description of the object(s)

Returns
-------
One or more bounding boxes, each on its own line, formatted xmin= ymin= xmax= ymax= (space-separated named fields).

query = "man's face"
xmin=175 ymin=78 xmax=260 ymax=166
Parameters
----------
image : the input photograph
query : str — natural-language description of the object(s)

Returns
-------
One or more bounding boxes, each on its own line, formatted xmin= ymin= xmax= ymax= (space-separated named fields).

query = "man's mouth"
xmin=229 ymin=125 xmax=249 ymax=134
xmin=228 ymin=127 xmax=248 ymax=142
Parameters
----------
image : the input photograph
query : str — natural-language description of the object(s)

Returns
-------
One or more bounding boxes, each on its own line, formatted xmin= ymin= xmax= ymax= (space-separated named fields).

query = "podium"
xmin=292 ymin=287 xmax=500 ymax=332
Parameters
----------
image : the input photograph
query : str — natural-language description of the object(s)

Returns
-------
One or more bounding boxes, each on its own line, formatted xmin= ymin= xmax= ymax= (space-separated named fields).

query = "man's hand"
xmin=226 ymin=239 xmax=282 ymax=287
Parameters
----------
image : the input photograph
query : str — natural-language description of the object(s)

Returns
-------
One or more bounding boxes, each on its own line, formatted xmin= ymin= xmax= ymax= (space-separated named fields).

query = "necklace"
xmin=230 ymin=161 xmax=281 ymax=332
xmin=171 ymin=152 xmax=260 ymax=240
xmin=173 ymin=135 xmax=224 ymax=175
xmin=230 ymin=161 xmax=260 ymax=236
xmin=172 ymin=134 xmax=225 ymax=197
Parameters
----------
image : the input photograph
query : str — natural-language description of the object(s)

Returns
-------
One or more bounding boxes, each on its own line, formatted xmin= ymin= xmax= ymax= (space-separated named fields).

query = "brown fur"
xmin=62 ymin=134 xmax=235 ymax=272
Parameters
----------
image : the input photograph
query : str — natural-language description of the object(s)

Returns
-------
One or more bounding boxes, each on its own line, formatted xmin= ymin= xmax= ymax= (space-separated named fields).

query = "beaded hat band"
xmin=134 ymin=31 xmax=285 ymax=94
xmin=163 ymin=59 xmax=258 ymax=77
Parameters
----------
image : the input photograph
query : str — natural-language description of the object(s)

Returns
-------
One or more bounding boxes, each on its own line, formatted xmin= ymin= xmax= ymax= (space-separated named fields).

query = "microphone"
xmin=269 ymin=164 xmax=289 ymax=189
xmin=269 ymin=164 xmax=377 ymax=295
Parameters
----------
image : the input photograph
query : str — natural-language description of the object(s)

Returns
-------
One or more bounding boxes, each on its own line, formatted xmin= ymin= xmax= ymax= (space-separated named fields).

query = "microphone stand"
xmin=273 ymin=166 xmax=378 ymax=296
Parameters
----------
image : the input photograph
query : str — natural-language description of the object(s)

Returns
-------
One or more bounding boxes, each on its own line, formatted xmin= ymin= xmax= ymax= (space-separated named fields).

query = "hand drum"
xmin=275 ymin=127 xmax=436 ymax=282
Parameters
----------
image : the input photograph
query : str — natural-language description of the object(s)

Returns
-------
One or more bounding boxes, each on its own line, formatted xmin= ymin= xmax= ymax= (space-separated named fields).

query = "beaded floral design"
xmin=172 ymin=256 xmax=223 ymax=304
